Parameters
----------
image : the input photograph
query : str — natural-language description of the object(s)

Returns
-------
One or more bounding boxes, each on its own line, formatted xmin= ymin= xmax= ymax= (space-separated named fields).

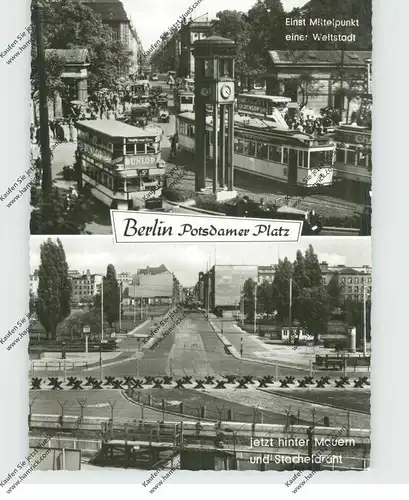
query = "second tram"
xmin=176 ymin=112 xmax=336 ymax=188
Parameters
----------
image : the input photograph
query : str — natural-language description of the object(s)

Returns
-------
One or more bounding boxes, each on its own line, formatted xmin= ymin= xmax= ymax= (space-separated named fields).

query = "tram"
xmin=75 ymin=120 xmax=165 ymax=210
xmin=176 ymin=112 xmax=336 ymax=188
xmin=174 ymin=90 xmax=195 ymax=113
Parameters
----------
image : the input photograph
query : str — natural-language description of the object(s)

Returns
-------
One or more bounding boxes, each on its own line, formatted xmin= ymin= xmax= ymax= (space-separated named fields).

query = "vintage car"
xmin=157 ymin=107 xmax=170 ymax=123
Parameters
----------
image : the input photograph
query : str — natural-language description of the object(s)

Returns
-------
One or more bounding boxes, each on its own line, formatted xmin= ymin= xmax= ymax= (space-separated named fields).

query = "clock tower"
xmin=193 ymin=36 xmax=236 ymax=195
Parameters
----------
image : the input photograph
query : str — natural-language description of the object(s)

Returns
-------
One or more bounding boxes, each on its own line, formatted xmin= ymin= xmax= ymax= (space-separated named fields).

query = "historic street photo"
xmin=26 ymin=237 xmax=370 ymax=474
xmin=24 ymin=0 xmax=372 ymax=236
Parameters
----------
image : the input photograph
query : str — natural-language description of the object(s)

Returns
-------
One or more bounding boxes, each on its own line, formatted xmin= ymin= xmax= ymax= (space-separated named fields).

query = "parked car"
xmin=151 ymin=73 xmax=159 ymax=81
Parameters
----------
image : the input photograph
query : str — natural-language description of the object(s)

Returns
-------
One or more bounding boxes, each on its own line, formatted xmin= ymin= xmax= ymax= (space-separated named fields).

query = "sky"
xmin=123 ymin=0 xmax=307 ymax=50
xmin=30 ymin=236 xmax=371 ymax=287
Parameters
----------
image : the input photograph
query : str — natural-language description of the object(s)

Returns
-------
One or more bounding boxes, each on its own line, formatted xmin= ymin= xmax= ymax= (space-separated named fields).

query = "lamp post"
xmin=33 ymin=1 xmax=52 ymax=195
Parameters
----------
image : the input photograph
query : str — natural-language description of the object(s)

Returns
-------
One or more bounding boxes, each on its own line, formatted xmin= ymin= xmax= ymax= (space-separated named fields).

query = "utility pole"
xmin=339 ymin=46 xmax=345 ymax=120
xmin=101 ymin=277 xmax=104 ymax=342
xmin=33 ymin=2 xmax=52 ymax=195
xmin=140 ymin=289 xmax=143 ymax=320
xmin=253 ymin=283 xmax=258 ymax=333
xmin=363 ymin=281 xmax=367 ymax=356
xmin=240 ymin=286 xmax=244 ymax=326
xmin=133 ymin=283 xmax=137 ymax=324
xmin=288 ymin=278 xmax=292 ymax=342
xmin=119 ymin=282 xmax=122 ymax=331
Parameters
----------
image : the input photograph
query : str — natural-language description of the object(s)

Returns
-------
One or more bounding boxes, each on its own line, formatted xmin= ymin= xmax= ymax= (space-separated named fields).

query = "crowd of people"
xmin=284 ymin=109 xmax=341 ymax=135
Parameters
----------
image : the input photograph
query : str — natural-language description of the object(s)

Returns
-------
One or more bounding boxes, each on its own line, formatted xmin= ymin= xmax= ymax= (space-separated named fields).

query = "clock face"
xmin=221 ymin=85 xmax=231 ymax=99
xmin=200 ymin=87 xmax=210 ymax=97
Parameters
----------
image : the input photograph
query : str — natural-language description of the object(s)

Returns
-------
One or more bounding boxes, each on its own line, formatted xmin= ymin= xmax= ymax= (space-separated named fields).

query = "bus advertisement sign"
xmin=124 ymin=156 xmax=157 ymax=167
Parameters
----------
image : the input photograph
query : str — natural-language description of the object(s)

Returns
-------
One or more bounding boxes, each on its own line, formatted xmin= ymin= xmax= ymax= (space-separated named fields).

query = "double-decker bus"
xmin=75 ymin=120 xmax=165 ymax=209
xmin=176 ymin=112 xmax=335 ymax=188
xmin=236 ymin=94 xmax=291 ymax=127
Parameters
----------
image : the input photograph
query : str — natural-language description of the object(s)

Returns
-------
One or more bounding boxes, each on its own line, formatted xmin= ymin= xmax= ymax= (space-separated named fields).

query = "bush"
xmin=321 ymin=215 xmax=360 ymax=229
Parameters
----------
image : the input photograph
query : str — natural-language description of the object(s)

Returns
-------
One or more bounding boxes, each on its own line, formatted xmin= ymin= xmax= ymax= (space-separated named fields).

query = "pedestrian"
xmin=49 ymin=119 xmax=56 ymax=139
xmin=30 ymin=123 xmax=35 ymax=143
xmin=68 ymin=118 xmax=75 ymax=142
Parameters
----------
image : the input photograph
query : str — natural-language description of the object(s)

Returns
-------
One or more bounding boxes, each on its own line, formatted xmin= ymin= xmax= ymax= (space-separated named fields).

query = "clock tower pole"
xmin=193 ymin=36 xmax=237 ymax=196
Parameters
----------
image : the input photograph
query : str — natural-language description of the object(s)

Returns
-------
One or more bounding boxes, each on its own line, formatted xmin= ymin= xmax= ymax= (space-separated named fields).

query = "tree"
xmin=34 ymin=0 xmax=132 ymax=95
xmin=36 ymin=238 xmax=72 ymax=340
xmin=210 ymin=10 xmax=253 ymax=85
xmin=327 ymin=272 xmax=343 ymax=309
xmin=282 ymin=71 xmax=324 ymax=110
xmin=258 ymin=280 xmax=275 ymax=315
xmin=243 ymin=278 xmax=256 ymax=320
xmin=272 ymin=257 xmax=293 ymax=323
xmin=30 ymin=47 xmax=65 ymax=100
xmin=246 ymin=0 xmax=286 ymax=69
xmin=304 ymin=245 xmax=323 ymax=288
xmin=30 ymin=187 xmax=93 ymax=234
xmin=103 ymin=264 xmax=120 ymax=327
xmin=57 ymin=311 xmax=83 ymax=340
xmin=296 ymin=287 xmax=330 ymax=343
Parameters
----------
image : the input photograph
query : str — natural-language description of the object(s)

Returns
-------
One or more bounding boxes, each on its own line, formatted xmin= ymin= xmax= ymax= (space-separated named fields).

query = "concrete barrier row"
xmin=30 ymin=375 xmax=371 ymax=391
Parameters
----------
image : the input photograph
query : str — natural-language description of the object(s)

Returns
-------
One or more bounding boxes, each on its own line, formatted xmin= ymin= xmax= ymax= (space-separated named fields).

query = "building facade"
xmin=127 ymin=266 xmax=181 ymax=305
xmin=177 ymin=16 xmax=212 ymax=77
xmin=321 ymin=262 xmax=372 ymax=302
xmin=78 ymin=0 xmax=143 ymax=74
xmin=266 ymin=50 xmax=372 ymax=117
xmin=70 ymin=270 xmax=102 ymax=302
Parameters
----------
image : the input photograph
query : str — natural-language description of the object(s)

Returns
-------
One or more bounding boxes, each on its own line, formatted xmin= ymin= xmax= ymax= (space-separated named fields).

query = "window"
xmin=268 ymin=144 xmax=281 ymax=162
xmin=181 ymin=96 xmax=193 ymax=104
xmin=282 ymin=148 xmax=289 ymax=164
xmin=336 ymin=148 xmax=345 ymax=163
xmin=348 ymin=278 xmax=353 ymax=284
xmin=354 ymin=278 xmax=359 ymax=284
xmin=218 ymin=58 xmax=233 ymax=78
xmin=136 ymin=143 xmax=146 ymax=153
xmin=146 ymin=142 xmax=156 ymax=154
xmin=247 ymin=140 xmax=256 ymax=156
xmin=347 ymin=286 xmax=352 ymax=293
xmin=113 ymin=144 xmax=123 ymax=157
xmin=235 ymin=137 xmax=244 ymax=154
xmin=341 ymin=278 xmax=346 ymax=284
xmin=361 ymin=277 xmax=365 ymax=283
xmin=126 ymin=143 xmax=135 ymax=155
xmin=203 ymin=60 xmax=214 ymax=78
xmin=257 ymin=142 xmax=268 ymax=160
xmin=298 ymin=150 xmax=308 ymax=167
xmin=346 ymin=149 xmax=356 ymax=165
xmin=310 ymin=150 xmax=332 ymax=168
xmin=357 ymin=150 xmax=369 ymax=167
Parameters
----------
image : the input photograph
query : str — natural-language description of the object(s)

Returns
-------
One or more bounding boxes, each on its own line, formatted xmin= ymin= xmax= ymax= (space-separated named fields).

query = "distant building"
xmin=258 ymin=265 xmax=275 ymax=283
xmin=200 ymin=265 xmax=258 ymax=315
xmin=179 ymin=16 xmax=212 ymax=77
xmin=321 ymin=262 xmax=372 ymax=301
xmin=266 ymin=50 xmax=372 ymax=116
xmin=70 ymin=269 xmax=102 ymax=302
xmin=31 ymin=48 xmax=91 ymax=121
xmin=30 ymin=270 xmax=39 ymax=297
xmin=117 ymin=272 xmax=133 ymax=285
xmin=128 ymin=265 xmax=181 ymax=305
xmin=75 ymin=0 xmax=144 ymax=74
